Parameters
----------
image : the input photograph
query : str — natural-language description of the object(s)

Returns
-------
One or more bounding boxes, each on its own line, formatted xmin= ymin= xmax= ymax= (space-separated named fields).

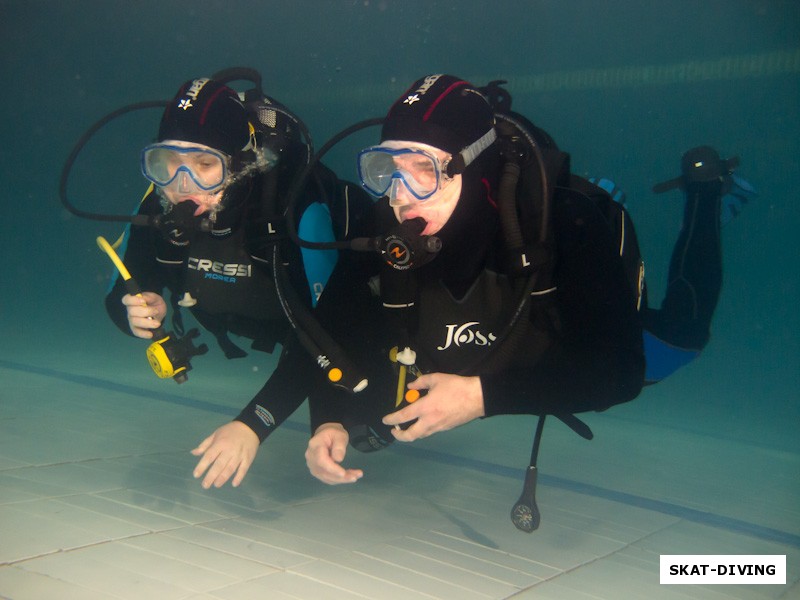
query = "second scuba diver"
xmin=192 ymin=74 xmax=755 ymax=498
xmin=193 ymin=74 xmax=647 ymax=489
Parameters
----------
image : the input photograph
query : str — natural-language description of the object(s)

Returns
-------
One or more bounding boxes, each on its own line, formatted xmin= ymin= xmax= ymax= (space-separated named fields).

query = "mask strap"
xmin=445 ymin=127 xmax=497 ymax=177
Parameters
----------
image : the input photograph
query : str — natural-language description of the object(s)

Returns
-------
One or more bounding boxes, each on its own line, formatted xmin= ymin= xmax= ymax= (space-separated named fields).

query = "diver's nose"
xmin=388 ymin=177 xmax=413 ymax=208
xmin=177 ymin=170 xmax=193 ymax=193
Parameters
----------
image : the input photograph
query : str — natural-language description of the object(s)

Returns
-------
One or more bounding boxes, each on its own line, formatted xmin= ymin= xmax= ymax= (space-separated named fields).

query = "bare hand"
xmin=382 ymin=373 xmax=485 ymax=442
xmin=121 ymin=292 xmax=167 ymax=338
xmin=191 ymin=421 xmax=260 ymax=489
xmin=305 ymin=423 xmax=363 ymax=485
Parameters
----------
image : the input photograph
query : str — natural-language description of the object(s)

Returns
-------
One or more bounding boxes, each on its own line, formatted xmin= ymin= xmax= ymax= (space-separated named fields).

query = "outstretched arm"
xmin=190 ymin=338 xmax=318 ymax=488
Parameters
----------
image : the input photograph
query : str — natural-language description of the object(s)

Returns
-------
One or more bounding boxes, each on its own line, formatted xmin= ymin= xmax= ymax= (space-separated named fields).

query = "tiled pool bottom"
xmin=0 ymin=360 xmax=797 ymax=599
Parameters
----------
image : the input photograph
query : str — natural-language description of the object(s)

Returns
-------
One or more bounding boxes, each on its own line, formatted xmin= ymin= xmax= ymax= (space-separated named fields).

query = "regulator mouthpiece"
xmin=376 ymin=217 xmax=442 ymax=271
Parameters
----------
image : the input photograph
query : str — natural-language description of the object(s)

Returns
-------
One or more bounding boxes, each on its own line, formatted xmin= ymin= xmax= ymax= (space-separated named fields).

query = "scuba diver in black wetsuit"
xmin=97 ymin=75 xmax=371 ymax=483
xmin=192 ymin=74 xmax=755 ymax=511
xmin=193 ymin=73 xmax=645 ymax=488
xmin=106 ymin=76 xmax=370 ymax=353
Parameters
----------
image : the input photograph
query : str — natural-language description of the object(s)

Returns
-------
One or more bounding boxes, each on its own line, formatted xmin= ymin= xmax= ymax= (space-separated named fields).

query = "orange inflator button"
xmin=405 ymin=389 xmax=420 ymax=403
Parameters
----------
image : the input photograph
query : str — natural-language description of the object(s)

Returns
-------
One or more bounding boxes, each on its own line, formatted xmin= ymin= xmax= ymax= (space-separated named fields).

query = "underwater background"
xmin=2 ymin=0 xmax=797 ymax=447
xmin=0 ymin=1 xmax=798 ymax=594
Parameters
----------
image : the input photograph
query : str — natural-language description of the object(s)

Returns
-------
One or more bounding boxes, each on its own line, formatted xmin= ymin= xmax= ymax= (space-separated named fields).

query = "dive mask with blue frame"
xmin=357 ymin=145 xmax=452 ymax=201
xmin=141 ymin=143 xmax=230 ymax=193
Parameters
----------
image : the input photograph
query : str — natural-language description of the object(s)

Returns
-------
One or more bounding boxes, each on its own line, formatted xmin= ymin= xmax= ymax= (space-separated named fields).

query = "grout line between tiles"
xmin=502 ymin=518 xmax=680 ymax=597
xmin=2 ymin=530 xmax=169 ymax=567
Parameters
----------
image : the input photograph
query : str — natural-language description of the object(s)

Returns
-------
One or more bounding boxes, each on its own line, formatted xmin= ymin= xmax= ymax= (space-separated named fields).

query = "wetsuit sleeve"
xmin=104 ymin=191 xmax=169 ymax=336
xmin=234 ymin=337 xmax=320 ymax=442
xmin=305 ymin=254 xmax=382 ymax=432
xmin=233 ymin=250 xmax=380 ymax=441
xmin=481 ymin=193 xmax=645 ymax=416
xmin=235 ymin=172 xmax=379 ymax=442
xmin=293 ymin=189 xmax=382 ymax=433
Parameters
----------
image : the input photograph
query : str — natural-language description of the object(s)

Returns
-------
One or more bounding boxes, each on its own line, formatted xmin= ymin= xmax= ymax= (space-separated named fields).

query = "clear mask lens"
xmin=358 ymin=146 xmax=445 ymax=201
xmin=141 ymin=144 xmax=229 ymax=192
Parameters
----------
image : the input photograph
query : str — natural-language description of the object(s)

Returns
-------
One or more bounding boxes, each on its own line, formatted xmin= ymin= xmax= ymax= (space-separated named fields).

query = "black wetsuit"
xmin=105 ymin=164 xmax=371 ymax=358
xmin=235 ymin=171 xmax=646 ymax=444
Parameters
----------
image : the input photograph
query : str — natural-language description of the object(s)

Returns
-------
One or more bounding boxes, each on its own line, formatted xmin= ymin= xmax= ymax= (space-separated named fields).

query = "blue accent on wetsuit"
xmin=588 ymin=176 xmax=627 ymax=206
xmin=298 ymin=202 xmax=338 ymax=307
xmin=642 ymin=326 xmax=700 ymax=384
